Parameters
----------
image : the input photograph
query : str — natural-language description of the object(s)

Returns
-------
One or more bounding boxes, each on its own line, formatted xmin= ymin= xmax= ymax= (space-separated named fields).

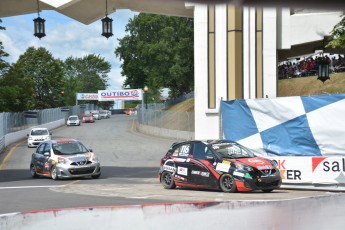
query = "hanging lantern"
xmin=317 ymin=63 xmax=330 ymax=83
xmin=33 ymin=0 xmax=46 ymax=39
xmin=101 ymin=16 xmax=113 ymax=39
xmin=33 ymin=17 xmax=46 ymax=39
xmin=101 ymin=0 xmax=113 ymax=39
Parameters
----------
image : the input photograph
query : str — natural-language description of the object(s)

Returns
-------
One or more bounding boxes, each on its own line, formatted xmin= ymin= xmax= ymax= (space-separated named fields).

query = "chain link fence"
xmin=137 ymin=107 xmax=194 ymax=132
xmin=0 ymin=104 xmax=97 ymax=154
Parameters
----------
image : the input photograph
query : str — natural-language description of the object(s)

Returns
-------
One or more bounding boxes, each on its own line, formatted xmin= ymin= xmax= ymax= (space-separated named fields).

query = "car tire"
xmin=30 ymin=164 xmax=38 ymax=178
xmin=51 ymin=166 xmax=59 ymax=180
xmin=219 ymin=174 xmax=237 ymax=193
xmin=262 ymin=189 xmax=274 ymax=193
xmin=161 ymin=171 xmax=176 ymax=189
xmin=91 ymin=173 xmax=101 ymax=179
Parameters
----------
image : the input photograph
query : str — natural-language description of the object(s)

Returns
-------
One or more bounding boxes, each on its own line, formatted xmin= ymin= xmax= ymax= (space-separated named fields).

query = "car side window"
xmin=36 ymin=143 xmax=46 ymax=155
xmin=43 ymin=143 xmax=51 ymax=154
xmin=172 ymin=144 xmax=191 ymax=158
xmin=193 ymin=143 xmax=213 ymax=159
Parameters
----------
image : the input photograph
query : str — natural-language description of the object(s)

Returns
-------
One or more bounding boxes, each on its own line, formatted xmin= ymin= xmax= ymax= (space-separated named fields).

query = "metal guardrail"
xmin=0 ymin=104 xmax=97 ymax=154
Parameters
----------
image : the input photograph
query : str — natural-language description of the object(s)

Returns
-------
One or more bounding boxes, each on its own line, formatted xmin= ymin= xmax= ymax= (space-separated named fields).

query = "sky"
xmin=0 ymin=9 xmax=137 ymax=90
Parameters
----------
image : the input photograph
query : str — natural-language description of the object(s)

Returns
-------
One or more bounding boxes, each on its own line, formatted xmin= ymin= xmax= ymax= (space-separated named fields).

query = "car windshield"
xmin=52 ymin=142 xmax=89 ymax=155
xmin=31 ymin=129 xmax=48 ymax=136
xmin=69 ymin=117 xmax=78 ymax=120
xmin=211 ymin=142 xmax=254 ymax=159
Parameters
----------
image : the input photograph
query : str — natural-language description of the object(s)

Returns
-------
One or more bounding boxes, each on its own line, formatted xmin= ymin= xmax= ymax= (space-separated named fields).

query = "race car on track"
xmin=30 ymin=139 xmax=101 ymax=180
xmin=159 ymin=140 xmax=281 ymax=193
xmin=82 ymin=114 xmax=94 ymax=123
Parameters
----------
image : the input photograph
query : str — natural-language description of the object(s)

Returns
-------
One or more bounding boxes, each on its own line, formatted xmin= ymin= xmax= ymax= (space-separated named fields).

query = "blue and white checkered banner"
xmin=221 ymin=94 xmax=345 ymax=156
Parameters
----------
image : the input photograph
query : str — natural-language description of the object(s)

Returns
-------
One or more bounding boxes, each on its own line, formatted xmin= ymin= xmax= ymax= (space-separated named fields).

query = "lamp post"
xmin=144 ymin=85 xmax=148 ymax=109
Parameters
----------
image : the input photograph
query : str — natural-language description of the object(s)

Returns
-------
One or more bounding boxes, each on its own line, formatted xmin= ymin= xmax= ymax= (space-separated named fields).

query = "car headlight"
xmin=237 ymin=163 xmax=253 ymax=172
xmin=28 ymin=137 xmax=33 ymax=141
xmin=91 ymin=154 xmax=99 ymax=163
xmin=58 ymin=157 xmax=68 ymax=164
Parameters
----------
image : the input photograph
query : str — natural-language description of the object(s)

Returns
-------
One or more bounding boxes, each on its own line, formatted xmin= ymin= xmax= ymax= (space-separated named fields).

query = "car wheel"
xmin=30 ymin=164 xmax=38 ymax=178
xmin=262 ymin=189 xmax=274 ymax=193
xmin=161 ymin=171 xmax=176 ymax=189
xmin=51 ymin=166 xmax=59 ymax=180
xmin=219 ymin=174 xmax=237 ymax=193
xmin=91 ymin=173 xmax=101 ymax=179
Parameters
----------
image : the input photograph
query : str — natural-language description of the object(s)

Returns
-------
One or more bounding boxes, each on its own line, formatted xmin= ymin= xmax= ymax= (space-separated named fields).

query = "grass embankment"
xmin=278 ymin=72 xmax=345 ymax=97
xmin=152 ymin=98 xmax=194 ymax=131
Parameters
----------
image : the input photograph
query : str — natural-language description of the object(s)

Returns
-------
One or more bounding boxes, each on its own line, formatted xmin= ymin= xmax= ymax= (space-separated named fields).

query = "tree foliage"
xmin=327 ymin=15 xmax=345 ymax=48
xmin=115 ymin=14 xmax=194 ymax=100
xmin=0 ymin=19 xmax=10 ymax=76
xmin=63 ymin=54 xmax=111 ymax=106
xmin=0 ymin=64 xmax=34 ymax=112
xmin=15 ymin=47 xmax=65 ymax=109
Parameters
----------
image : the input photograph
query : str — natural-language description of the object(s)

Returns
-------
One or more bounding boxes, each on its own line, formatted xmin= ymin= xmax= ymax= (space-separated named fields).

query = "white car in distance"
xmin=27 ymin=127 xmax=51 ymax=148
xmin=67 ymin=115 xmax=81 ymax=126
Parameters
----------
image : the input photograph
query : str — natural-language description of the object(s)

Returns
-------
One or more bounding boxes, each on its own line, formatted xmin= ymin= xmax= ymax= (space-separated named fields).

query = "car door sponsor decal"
xmin=233 ymin=171 xmax=244 ymax=177
xmin=191 ymin=170 xmax=210 ymax=177
xmin=216 ymin=163 xmax=230 ymax=173
xmin=177 ymin=166 xmax=188 ymax=176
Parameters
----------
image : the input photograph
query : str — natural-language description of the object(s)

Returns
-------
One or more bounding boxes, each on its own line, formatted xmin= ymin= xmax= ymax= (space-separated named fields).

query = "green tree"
xmin=0 ymin=64 xmax=34 ymax=112
xmin=0 ymin=19 xmax=10 ymax=76
xmin=115 ymin=14 xmax=194 ymax=100
xmin=327 ymin=15 xmax=345 ymax=48
xmin=63 ymin=54 xmax=111 ymax=106
xmin=15 ymin=47 xmax=65 ymax=109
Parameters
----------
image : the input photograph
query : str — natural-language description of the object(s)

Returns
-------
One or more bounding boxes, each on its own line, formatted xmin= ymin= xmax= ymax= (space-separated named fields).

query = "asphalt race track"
xmin=0 ymin=115 xmax=335 ymax=214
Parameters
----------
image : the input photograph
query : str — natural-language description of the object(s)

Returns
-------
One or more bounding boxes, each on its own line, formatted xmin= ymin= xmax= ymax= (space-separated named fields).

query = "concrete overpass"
xmin=0 ymin=1 xmax=344 ymax=139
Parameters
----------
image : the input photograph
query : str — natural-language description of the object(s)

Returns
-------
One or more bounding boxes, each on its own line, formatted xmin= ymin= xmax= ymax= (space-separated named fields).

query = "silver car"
xmin=30 ymin=139 xmax=101 ymax=180
xmin=66 ymin=115 xmax=81 ymax=126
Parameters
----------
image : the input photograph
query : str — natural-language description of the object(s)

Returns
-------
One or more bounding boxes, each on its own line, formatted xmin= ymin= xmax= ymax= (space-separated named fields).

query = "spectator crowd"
xmin=278 ymin=54 xmax=345 ymax=79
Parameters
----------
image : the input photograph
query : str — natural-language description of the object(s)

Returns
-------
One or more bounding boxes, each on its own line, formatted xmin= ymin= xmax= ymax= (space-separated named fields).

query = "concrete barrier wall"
xmin=4 ymin=119 xmax=65 ymax=146
xmin=1 ymin=194 xmax=345 ymax=230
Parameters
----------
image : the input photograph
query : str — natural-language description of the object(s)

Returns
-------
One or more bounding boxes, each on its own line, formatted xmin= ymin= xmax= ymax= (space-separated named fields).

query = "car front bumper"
xmin=55 ymin=162 xmax=101 ymax=178
xmin=237 ymin=173 xmax=282 ymax=191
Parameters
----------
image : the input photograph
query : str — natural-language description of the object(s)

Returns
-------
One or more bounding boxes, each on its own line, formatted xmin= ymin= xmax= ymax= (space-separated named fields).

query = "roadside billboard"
xmin=76 ymin=93 xmax=99 ymax=100
xmin=98 ymin=89 xmax=143 ymax=101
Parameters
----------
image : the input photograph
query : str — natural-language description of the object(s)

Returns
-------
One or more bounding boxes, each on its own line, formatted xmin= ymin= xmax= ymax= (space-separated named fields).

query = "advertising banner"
xmin=98 ymin=89 xmax=143 ymax=101
xmin=76 ymin=93 xmax=98 ymax=100
xmin=269 ymin=156 xmax=345 ymax=186
xmin=221 ymin=94 xmax=345 ymax=156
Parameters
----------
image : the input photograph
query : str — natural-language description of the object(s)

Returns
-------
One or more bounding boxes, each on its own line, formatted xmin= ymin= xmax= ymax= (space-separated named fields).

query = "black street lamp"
xmin=144 ymin=85 xmax=148 ymax=109
xmin=33 ymin=0 xmax=46 ymax=39
xmin=101 ymin=0 xmax=113 ymax=39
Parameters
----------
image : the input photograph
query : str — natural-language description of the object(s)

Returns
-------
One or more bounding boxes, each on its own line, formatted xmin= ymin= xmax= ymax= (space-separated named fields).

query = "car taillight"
xmin=160 ymin=158 xmax=163 ymax=166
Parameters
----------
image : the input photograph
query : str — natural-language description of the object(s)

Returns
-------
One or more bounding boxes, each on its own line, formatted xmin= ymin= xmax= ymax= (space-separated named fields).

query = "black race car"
xmin=159 ymin=140 xmax=281 ymax=193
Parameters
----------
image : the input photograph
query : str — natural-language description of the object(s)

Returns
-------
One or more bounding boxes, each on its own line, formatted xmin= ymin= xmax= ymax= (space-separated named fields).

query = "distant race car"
xmin=82 ymin=114 xmax=94 ymax=123
xmin=27 ymin=127 xmax=52 ymax=148
xmin=30 ymin=139 xmax=101 ymax=180
xmin=66 ymin=115 xmax=81 ymax=126
xmin=159 ymin=140 xmax=281 ymax=193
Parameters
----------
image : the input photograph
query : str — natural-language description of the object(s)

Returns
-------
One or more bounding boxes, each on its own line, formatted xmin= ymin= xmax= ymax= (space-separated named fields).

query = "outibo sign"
xmin=76 ymin=93 xmax=98 ymax=100
xmin=98 ymin=89 xmax=143 ymax=101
